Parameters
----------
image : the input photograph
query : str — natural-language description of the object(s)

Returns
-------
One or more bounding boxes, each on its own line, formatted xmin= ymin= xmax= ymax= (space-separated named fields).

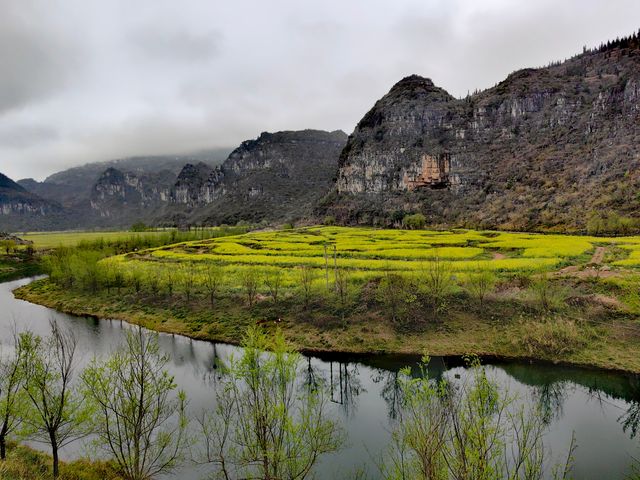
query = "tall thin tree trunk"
xmin=51 ymin=442 xmax=59 ymax=478
xmin=0 ymin=435 xmax=6 ymax=460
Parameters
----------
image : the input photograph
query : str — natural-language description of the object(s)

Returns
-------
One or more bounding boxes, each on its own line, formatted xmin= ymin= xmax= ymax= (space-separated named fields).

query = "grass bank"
xmin=0 ymin=253 xmax=43 ymax=282
xmin=0 ymin=443 xmax=120 ymax=480
xmin=14 ymin=272 xmax=640 ymax=373
xmin=13 ymin=226 xmax=640 ymax=373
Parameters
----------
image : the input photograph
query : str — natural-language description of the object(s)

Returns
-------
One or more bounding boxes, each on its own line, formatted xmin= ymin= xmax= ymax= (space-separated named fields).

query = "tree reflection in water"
xmin=534 ymin=381 xmax=571 ymax=425
xmin=620 ymin=401 xmax=640 ymax=439
xmin=371 ymin=369 xmax=402 ymax=419
xmin=328 ymin=361 xmax=365 ymax=416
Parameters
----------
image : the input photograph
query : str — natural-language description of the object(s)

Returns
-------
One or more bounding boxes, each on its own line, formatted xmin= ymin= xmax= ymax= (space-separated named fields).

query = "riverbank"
xmin=0 ymin=254 xmax=42 ymax=283
xmin=14 ymin=277 xmax=640 ymax=374
xmin=0 ymin=442 xmax=120 ymax=480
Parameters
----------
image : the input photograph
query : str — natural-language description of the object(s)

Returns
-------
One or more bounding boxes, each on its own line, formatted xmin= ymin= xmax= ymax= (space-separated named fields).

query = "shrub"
xmin=518 ymin=318 xmax=587 ymax=357
xmin=323 ymin=215 xmax=336 ymax=226
xmin=402 ymin=213 xmax=426 ymax=230
xmin=418 ymin=256 xmax=455 ymax=316
xmin=529 ymin=274 xmax=566 ymax=312
xmin=465 ymin=269 xmax=497 ymax=306
xmin=377 ymin=272 xmax=416 ymax=324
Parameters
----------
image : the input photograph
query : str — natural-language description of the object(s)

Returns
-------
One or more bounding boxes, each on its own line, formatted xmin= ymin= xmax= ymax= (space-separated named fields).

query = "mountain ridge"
xmin=326 ymin=33 xmax=640 ymax=232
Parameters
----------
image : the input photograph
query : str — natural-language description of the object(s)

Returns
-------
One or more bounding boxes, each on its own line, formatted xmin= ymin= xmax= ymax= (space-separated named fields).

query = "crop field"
xmin=20 ymin=228 xmax=238 ymax=249
xmin=21 ymin=230 xmax=171 ymax=248
xmin=101 ymin=226 xmax=640 ymax=292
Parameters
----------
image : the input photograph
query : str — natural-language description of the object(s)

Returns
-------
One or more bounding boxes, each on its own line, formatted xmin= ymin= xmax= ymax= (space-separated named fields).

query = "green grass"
xmin=0 ymin=253 xmax=43 ymax=282
xmin=0 ymin=442 xmax=121 ymax=480
xmin=21 ymin=230 xmax=168 ymax=248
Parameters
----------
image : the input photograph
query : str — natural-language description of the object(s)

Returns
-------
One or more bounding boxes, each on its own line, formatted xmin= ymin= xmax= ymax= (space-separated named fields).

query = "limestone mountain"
xmin=10 ymin=130 xmax=346 ymax=230
xmin=327 ymin=33 xmax=640 ymax=233
xmin=88 ymin=167 xmax=176 ymax=221
xmin=167 ymin=129 xmax=348 ymax=225
xmin=0 ymin=173 xmax=63 ymax=231
xmin=18 ymin=151 xmax=229 ymax=211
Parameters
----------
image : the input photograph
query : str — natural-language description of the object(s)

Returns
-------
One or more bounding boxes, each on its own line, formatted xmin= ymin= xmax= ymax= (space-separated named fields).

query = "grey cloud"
xmin=1 ymin=0 xmax=640 ymax=181
xmin=0 ymin=124 xmax=59 ymax=148
xmin=130 ymin=28 xmax=222 ymax=63
xmin=0 ymin=2 xmax=83 ymax=114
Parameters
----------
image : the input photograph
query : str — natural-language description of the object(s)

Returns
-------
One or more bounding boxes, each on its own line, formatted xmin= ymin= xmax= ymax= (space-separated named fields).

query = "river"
xmin=2 ymin=276 xmax=639 ymax=479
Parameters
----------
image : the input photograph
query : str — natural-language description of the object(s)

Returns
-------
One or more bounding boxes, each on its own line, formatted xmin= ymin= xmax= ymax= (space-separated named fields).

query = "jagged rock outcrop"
xmin=167 ymin=129 xmax=348 ymax=225
xmin=160 ymin=130 xmax=347 ymax=225
xmin=330 ymin=36 xmax=640 ymax=231
xmin=171 ymin=163 xmax=225 ymax=206
xmin=89 ymin=167 xmax=175 ymax=219
xmin=15 ymin=152 xmax=228 ymax=230
xmin=0 ymin=173 xmax=63 ymax=231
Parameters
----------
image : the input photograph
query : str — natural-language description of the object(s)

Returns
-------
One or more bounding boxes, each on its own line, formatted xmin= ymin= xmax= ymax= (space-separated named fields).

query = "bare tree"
xmin=22 ymin=320 xmax=90 ymax=478
xmin=241 ymin=268 xmax=260 ymax=307
xmin=334 ymin=268 xmax=351 ymax=318
xmin=264 ymin=268 xmax=283 ymax=303
xmin=377 ymin=271 xmax=415 ymax=324
xmin=465 ymin=267 xmax=496 ymax=306
xmin=299 ymin=265 xmax=317 ymax=309
xmin=203 ymin=264 xmax=224 ymax=306
xmin=82 ymin=327 xmax=188 ymax=480
xmin=180 ymin=265 xmax=196 ymax=302
xmin=419 ymin=256 xmax=454 ymax=317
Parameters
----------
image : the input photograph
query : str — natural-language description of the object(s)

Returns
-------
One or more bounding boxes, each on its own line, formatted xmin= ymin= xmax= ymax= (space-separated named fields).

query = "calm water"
xmin=2 ymin=277 xmax=640 ymax=479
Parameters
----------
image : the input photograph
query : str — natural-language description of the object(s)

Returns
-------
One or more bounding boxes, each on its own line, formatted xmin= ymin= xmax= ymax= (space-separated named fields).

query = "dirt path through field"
xmin=590 ymin=246 xmax=606 ymax=265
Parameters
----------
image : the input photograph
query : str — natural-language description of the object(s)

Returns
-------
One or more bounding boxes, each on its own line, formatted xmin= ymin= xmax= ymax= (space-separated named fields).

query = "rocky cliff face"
xmin=171 ymin=163 xmax=225 ymax=206
xmin=331 ymin=37 xmax=640 ymax=231
xmin=0 ymin=173 xmax=63 ymax=231
xmin=89 ymin=167 xmax=175 ymax=219
xmin=168 ymin=130 xmax=348 ymax=225
xmin=12 ymin=130 xmax=345 ymax=230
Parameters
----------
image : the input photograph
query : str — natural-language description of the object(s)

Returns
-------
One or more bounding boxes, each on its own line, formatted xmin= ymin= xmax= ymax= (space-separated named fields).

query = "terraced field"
xmin=104 ymin=226 xmax=640 ymax=290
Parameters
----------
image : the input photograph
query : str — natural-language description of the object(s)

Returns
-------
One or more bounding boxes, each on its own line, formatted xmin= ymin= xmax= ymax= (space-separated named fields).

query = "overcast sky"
xmin=1 ymin=0 xmax=639 ymax=181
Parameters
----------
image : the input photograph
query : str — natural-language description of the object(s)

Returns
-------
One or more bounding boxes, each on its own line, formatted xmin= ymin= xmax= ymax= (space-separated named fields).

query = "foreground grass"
xmin=0 ymin=443 xmax=120 ymax=480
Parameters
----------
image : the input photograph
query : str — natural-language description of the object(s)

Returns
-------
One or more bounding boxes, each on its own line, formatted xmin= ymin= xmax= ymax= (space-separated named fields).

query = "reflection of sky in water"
xmin=2 ymin=277 xmax=640 ymax=479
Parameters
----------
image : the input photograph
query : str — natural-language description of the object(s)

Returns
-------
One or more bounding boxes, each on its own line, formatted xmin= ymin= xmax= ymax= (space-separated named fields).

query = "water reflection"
xmin=2 ymin=277 xmax=640 ymax=479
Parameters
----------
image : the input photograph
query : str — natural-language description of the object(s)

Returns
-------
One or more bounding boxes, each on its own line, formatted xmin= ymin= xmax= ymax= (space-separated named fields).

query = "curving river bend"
xmin=2 ymin=277 xmax=640 ymax=479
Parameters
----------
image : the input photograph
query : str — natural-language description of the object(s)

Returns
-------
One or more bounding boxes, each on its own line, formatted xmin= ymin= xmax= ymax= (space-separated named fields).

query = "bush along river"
xmin=2 ymin=276 xmax=640 ymax=479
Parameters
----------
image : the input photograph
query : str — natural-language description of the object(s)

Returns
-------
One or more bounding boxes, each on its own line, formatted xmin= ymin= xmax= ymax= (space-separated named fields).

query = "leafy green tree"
xmin=402 ymin=213 xmax=426 ymax=230
xmin=0 ymin=331 xmax=29 ymax=460
xmin=377 ymin=271 xmax=416 ymax=324
xmin=197 ymin=328 xmax=343 ymax=479
xmin=82 ymin=328 xmax=188 ymax=480
xmin=203 ymin=264 xmax=224 ymax=306
xmin=382 ymin=357 xmax=569 ymax=480
xmin=21 ymin=321 xmax=91 ymax=478
xmin=264 ymin=268 xmax=283 ymax=303
xmin=240 ymin=268 xmax=260 ymax=306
